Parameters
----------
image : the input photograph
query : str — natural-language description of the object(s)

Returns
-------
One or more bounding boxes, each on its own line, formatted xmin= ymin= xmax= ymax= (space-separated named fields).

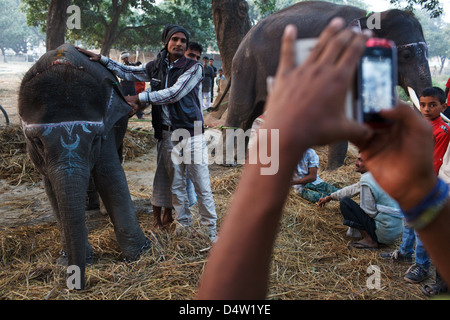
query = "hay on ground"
xmin=0 ymin=130 xmax=432 ymax=300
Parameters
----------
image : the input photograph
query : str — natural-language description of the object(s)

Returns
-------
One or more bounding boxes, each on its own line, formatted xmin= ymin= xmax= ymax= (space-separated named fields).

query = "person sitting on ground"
xmin=196 ymin=20 xmax=450 ymax=299
xmin=336 ymin=154 xmax=402 ymax=249
xmin=291 ymin=148 xmax=339 ymax=203
xmin=317 ymin=152 xmax=366 ymax=238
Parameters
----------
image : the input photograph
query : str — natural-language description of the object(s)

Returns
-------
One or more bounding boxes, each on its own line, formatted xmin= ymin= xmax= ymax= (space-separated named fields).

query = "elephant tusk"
xmin=407 ymin=87 xmax=420 ymax=111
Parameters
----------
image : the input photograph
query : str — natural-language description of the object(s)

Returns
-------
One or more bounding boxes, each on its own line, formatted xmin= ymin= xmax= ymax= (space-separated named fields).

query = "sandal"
xmin=350 ymin=241 xmax=377 ymax=250
xmin=421 ymin=278 xmax=448 ymax=297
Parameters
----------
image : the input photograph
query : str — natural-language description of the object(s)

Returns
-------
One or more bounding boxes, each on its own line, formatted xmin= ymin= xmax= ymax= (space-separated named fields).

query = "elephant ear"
xmin=101 ymin=78 xmax=132 ymax=135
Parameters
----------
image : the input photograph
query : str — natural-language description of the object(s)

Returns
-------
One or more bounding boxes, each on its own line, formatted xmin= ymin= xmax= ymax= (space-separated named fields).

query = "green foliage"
xmin=0 ymin=0 xmax=41 ymax=54
xmin=389 ymin=0 xmax=443 ymax=17
xmin=248 ymin=0 xmax=369 ymax=24
xmin=255 ymin=0 xmax=277 ymax=17
xmin=64 ymin=0 xmax=162 ymax=51
xmin=414 ymin=9 xmax=450 ymax=74
xmin=316 ymin=0 xmax=368 ymax=9
xmin=159 ymin=0 xmax=216 ymax=51
xmin=248 ymin=0 xmax=297 ymax=22
xmin=20 ymin=0 xmax=49 ymax=32
xmin=21 ymin=0 xmax=216 ymax=54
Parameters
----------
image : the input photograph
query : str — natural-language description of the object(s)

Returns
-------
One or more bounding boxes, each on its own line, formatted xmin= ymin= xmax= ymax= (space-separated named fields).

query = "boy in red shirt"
xmin=419 ymin=87 xmax=450 ymax=296
xmin=418 ymin=87 xmax=450 ymax=296
xmin=419 ymin=87 xmax=450 ymax=174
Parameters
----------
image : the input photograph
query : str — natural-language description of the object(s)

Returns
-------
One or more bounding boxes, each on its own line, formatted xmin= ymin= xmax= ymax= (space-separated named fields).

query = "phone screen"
xmin=361 ymin=55 xmax=393 ymax=113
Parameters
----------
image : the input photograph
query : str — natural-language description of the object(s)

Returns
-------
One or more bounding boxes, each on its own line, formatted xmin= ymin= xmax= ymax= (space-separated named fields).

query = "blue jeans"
xmin=399 ymin=223 xmax=430 ymax=269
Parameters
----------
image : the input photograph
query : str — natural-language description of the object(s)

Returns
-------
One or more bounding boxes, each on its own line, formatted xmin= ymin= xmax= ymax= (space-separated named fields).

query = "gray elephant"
xmin=18 ymin=43 xmax=150 ymax=290
xmin=224 ymin=1 xmax=431 ymax=169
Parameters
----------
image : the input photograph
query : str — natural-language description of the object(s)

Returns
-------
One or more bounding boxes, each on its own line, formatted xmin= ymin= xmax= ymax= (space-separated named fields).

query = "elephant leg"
xmin=327 ymin=141 xmax=348 ymax=170
xmin=220 ymin=75 xmax=258 ymax=166
xmin=93 ymin=133 xmax=149 ymax=261
xmin=153 ymin=205 xmax=163 ymax=229
xmin=86 ymin=175 xmax=100 ymax=210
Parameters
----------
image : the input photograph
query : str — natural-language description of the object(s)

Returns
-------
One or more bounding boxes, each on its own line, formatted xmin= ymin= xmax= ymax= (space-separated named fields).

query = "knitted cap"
xmin=161 ymin=24 xmax=190 ymax=48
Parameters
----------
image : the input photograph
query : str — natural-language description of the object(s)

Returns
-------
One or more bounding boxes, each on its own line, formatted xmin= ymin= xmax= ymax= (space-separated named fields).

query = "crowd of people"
xmin=78 ymin=19 xmax=450 ymax=299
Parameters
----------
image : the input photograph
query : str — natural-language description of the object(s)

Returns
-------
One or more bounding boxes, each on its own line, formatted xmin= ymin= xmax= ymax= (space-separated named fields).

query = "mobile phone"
xmin=357 ymin=38 xmax=398 ymax=127
xmin=295 ymin=38 xmax=357 ymax=121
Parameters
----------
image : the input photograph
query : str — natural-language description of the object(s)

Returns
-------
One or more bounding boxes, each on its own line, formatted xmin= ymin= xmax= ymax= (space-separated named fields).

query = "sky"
xmin=366 ymin=0 xmax=450 ymax=22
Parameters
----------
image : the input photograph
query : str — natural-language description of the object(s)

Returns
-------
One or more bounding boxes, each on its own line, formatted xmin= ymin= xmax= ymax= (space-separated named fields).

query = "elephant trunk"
xmin=49 ymin=169 xmax=90 ymax=290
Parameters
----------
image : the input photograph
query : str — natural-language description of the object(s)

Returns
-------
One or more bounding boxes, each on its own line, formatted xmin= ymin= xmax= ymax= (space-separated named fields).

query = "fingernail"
xmin=284 ymin=24 xmax=296 ymax=36
xmin=351 ymin=26 xmax=362 ymax=33
xmin=362 ymin=29 xmax=373 ymax=37
xmin=330 ymin=17 xmax=345 ymax=28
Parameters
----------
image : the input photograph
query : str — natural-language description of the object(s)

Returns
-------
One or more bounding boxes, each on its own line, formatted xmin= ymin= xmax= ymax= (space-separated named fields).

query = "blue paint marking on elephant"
xmin=106 ymin=87 xmax=115 ymax=112
xmin=23 ymin=119 xmax=104 ymax=134
xmin=22 ymin=119 xmax=104 ymax=175
xmin=60 ymin=134 xmax=82 ymax=176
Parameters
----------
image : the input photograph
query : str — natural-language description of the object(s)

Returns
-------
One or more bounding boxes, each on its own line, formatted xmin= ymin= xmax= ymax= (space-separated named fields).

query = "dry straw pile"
xmin=0 ymin=125 xmax=430 ymax=300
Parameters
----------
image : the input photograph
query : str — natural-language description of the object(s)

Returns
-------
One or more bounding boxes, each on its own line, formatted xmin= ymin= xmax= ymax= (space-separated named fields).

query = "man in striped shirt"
xmin=78 ymin=24 xmax=217 ymax=241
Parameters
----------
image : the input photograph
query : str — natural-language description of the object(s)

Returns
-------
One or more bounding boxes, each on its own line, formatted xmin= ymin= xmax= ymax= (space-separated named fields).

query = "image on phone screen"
xmin=361 ymin=55 xmax=393 ymax=113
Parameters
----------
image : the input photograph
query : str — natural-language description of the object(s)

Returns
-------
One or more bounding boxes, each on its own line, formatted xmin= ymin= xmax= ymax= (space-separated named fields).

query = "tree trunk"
xmin=439 ymin=56 xmax=446 ymax=75
xmin=46 ymin=0 xmax=70 ymax=51
xmin=100 ymin=0 xmax=129 ymax=56
xmin=212 ymin=0 xmax=251 ymax=79
xmin=207 ymin=0 xmax=252 ymax=127
xmin=1 ymin=47 xmax=6 ymax=63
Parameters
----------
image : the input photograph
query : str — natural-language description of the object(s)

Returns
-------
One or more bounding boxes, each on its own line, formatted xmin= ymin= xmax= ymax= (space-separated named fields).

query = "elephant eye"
xmin=397 ymin=42 xmax=429 ymax=61
xmin=32 ymin=138 xmax=44 ymax=148
xmin=399 ymin=49 xmax=413 ymax=61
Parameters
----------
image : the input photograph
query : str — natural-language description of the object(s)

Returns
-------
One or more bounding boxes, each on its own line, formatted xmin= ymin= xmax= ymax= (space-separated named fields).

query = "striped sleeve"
xmin=138 ymin=63 xmax=203 ymax=105
xmin=100 ymin=56 xmax=150 ymax=82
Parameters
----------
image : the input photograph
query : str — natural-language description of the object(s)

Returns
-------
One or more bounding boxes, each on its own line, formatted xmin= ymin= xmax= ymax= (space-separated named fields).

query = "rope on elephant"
xmin=207 ymin=98 xmax=229 ymax=113
xmin=205 ymin=125 xmax=241 ymax=131
xmin=215 ymin=99 xmax=229 ymax=107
